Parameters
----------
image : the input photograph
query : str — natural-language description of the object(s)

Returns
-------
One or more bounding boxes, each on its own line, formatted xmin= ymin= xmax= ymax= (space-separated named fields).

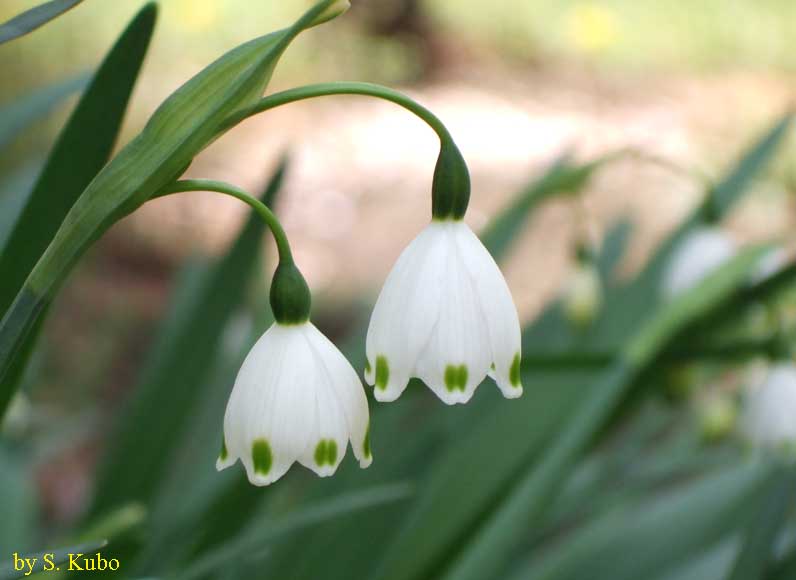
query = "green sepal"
xmin=431 ymin=138 xmax=470 ymax=220
xmin=270 ymin=261 xmax=312 ymax=325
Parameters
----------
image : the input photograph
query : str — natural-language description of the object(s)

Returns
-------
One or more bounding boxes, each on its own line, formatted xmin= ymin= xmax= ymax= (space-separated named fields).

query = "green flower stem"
xmin=155 ymin=179 xmax=293 ymax=263
xmin=221 ymin=81 xmax=471 ymax=219
xmin=154 ymin=179 xmax=312 ymax=324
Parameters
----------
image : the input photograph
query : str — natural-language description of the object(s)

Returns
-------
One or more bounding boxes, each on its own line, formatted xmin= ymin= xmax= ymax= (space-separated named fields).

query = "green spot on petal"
xmin=363 ymin=422 xmax=371 ymax=458
xmin=445 ymin=364 xmax=468 ymax=392
xmin=315 ymin=439 xmax=339 ymax=466
xmin=219 ymin=438 xmax=228 ymax=461
xmin=490 ymin=362 xmax=496 ymax=371
xmin=509 ymin=353 xmax=521 ymax=387
xmin=457 ymin=365 xmax=468 ymax=391
xmin=314 ymin=440 xmax=327 ymax=466
xmin=327 ymin=440 xmax=338 ymax=465
xmin=375 ymin=355 xmax=389 ymax=390
xmin=365 ymin=359 xmax=372 ymax=375
xmin=252 ymin=439 xmax=272 ymax=475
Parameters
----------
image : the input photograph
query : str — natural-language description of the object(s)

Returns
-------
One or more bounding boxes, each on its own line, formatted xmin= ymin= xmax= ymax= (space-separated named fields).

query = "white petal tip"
xmin=358 ymin=456 xmax=373 ymax=469
xmin=501 ymin=386 xmax=524 ymax=399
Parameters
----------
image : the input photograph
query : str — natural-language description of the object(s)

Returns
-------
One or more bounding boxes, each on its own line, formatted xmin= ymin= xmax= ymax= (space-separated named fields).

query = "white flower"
xmin=563 ymin=263 xmax=602 ymax=328
xmin=364 ymin=220 xmax=522 ymax=405
xmin=662 ymin=227 xmax=737 ymax=298
xmin=217 ymin=321 xmax=371 ymax=486
xmin=740 ymin=363 xmax=796 ymax=450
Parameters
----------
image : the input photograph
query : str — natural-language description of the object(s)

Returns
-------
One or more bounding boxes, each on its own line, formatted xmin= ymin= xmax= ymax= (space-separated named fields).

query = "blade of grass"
xmin=726 ymin=463 xmax=796 ymax=580
xmin=506 ymin=461 xmax=769 ymax=580
xmin=173 ymin=483 xmax=413 ymax=580
xmin=0 ymin=0 xmax=84 ymax=45
xmin=0 ymin=4 xmax=156 ymax=417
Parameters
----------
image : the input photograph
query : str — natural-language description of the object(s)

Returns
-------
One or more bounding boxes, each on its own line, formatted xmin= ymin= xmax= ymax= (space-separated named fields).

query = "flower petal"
xmin=414 ymin=224 xmax=492 ymax=405
xmin=366 ymin=223 xmax=447 ymax=401
xmin=454 ymin=222 xmax=523 ymax=398
xmin=306 ymin=324 xmax=373 ymax=468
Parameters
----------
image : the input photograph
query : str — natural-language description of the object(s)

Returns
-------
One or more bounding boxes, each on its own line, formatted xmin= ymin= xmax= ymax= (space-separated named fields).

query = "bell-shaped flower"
xmin=740 ymin=363 xmax=796 ymax=450
xmin=563 ymin=262 xmax=602 ymax=328
xmin=365 ymin=220 xmax=522 ymax=405
xmin=218 ymin=321 xmax=372 ymax=486
xmin=662 ymin=227 xmax=737 ymax=298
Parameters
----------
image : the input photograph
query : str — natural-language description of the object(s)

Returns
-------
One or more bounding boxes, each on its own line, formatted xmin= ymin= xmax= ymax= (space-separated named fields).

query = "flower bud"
xmin=563 ymin=262 xmax=602 ymax=328
xmin=310 ymin=0 xmax=350 ymax=27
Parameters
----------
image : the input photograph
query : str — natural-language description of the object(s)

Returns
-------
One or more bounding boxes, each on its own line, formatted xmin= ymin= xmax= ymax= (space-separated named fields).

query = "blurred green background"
xmin=2 ymin=1 xmax=796 ymax=579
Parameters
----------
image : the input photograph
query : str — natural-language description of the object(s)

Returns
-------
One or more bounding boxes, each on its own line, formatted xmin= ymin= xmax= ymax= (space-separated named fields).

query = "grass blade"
xmin=0 ymin=0 xmax=84 ymax=45
xmin=726 ymin=464 xmax=796 ymax=580
xmin=0 ymin=4 xmax=156 ymax=417
xmin=174 ymin=483 xmax=413 ymax=580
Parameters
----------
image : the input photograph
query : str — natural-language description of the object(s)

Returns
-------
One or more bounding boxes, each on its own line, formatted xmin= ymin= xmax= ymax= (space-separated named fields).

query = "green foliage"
xmin=0 ymin=0 xmax=84 ymax=45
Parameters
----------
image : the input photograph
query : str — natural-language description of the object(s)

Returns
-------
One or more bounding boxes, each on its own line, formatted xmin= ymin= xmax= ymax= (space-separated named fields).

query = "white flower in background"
xmin=662 ymin=227 xmax=737 ymax=298
xmin=563 ymin=263 xmax=602 ymax=328
xmin=740 ymin=363 xmax=796 ymax=450
xmin=218 ymin=322 xmax=371 ymax=486
xmin=750 ymin=246 xmax=788 ymax=285
xmin=365 ymin=220 xmax=522 ymax=405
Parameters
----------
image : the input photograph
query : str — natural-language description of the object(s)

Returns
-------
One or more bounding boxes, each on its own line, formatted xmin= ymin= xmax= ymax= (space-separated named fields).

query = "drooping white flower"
xmin=218 ymin=321 xmax=371 ymax=486
xmin=740 ymin=363 xmax=796 ymax=450
xmin=365 ymin=220 xmax=522 ymax=405
xmin=662 ymin=227 xmax=737 ymax=298
xmin=563 ymin=263 xmax=602 ymax=328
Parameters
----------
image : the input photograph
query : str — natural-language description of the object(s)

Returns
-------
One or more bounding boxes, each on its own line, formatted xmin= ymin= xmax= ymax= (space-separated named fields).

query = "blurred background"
xmin=2 ymin=0 xmax=796 ymax=577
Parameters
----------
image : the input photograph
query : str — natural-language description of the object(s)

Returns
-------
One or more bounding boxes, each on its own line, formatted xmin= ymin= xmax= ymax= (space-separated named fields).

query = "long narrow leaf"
xmin=0 ymin=4 xmax=156 ymax=415
xmin=174 ymin=483 xmax=413 ymax=580
xmin=0 ymin=0 xmax=84 ymax=45
xmin=726 ymin=464 xmax=796 ymax=580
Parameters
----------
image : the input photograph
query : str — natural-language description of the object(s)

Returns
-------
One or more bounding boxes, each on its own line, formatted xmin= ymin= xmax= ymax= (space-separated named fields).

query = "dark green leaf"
xmin=173 ymin=483 xmax=413 ymax=580
xmin=726 ymin=464 xmax=796 ymax=580
xmin=506 ymin=462 xmax=768 ymax=580
xmin=0 ymin=0 xmax=84 ymax=45
xmin=0 ymin=3 xmax=156 ymax=417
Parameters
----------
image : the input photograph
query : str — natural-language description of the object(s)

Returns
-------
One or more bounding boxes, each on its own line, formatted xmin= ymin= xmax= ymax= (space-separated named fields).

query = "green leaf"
xmin=480 ymin=153 xmax=607 ymax=263
xmin=0 ymin=539 xmax=106 ymax=580
xmin=0 ymin=449 xmax=37 ymax=552
xmin=0 ymin=3 xmax=156 ymax=418
xmin=726 ymin=464 xmax=796 ymax=580
xmin=88 ymin=160 xmax=288 ymax=518
xmin=596 ymin=218 xmax=633 ymax=282
xmin=438 ymin=247 xmax=769 ymax=580
xmin=0 ymin=0 xmax=84 ymax=45
xmin=173 ymin=483 xmax=413 ymax=580
xmin=505 ymin=462 xmax=769 ymax=580
xmin=0 ymin=74 xmax=88 ymax=149
xmin=0 ymin=0 xmax=340 ymax=417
